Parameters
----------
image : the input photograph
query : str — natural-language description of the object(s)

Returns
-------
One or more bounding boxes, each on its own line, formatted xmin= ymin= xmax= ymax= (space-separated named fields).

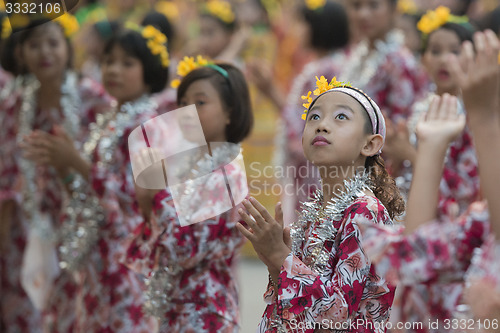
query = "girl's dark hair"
xmin=422 ymin=22 xmax=475 ymax=52
xmin=301 ymin=0 xmax=349 ymax=52
xmin=362 ymin=114 xmax=405 ymax=219
xmin=93 ymin=20 xmax=121 ymax=41
xmin=1 ymin=32 xmax=20 ymax=76
xmin=103 ymin=28 xmax=169 ymax=93
xmin=17 ymin=19 xmax=74 ymax=73
xmin=141 ymin=11 xmax=175 ymax=51
xmin=478 ymin=5 xmax=500 ymax=34
xmin=176 ymin=64 xmax=253 ymax=144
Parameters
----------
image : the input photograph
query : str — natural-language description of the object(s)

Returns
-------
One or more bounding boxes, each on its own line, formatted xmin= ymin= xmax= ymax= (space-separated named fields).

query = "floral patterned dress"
xmin=59 ymin=96 xmax=158 ymax=333
xmin=0 ymin=72 xmax=109 ymax=333
xmin=339 ymin=29 xmax=429 ymax=123
xmin=259 ymin=175 xmax=396 ymax=333
xmin=403 ymin=94 xmax=480 ymax=218
xmin=359 ymin=201 xmax=490 ymax=333
xmin=123 ymin=145 xmax=248 ymax=332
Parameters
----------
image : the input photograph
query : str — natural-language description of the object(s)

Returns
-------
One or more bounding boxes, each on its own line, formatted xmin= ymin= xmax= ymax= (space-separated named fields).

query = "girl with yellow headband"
xmin=237 ymin=76 xmax=404 ymax=332
xmin=0 ymin=14 xmax=110 ymax=333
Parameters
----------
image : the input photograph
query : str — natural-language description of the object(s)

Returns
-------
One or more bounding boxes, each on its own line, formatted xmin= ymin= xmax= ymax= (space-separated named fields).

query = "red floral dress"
xmin=64 ymin=97 xmax=159 ymax=333
xmin=405 ymin=94 xmax=480 ymax=218
xmin=359 ymin=201 xmax=490 ymax=333
xmin=340 ymin=30 xmax=429 ymax=123
xmin=123 ymin=146 xmax=247 ymax=332
xmin=0 ymin=73 xmax=109 ymax=333
xmin=259 ymin=195 xmax=396 ymax=333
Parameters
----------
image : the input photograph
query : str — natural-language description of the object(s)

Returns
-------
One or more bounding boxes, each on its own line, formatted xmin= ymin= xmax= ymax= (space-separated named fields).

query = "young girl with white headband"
xmin=237 ymin=77 xmax=404 ymax=332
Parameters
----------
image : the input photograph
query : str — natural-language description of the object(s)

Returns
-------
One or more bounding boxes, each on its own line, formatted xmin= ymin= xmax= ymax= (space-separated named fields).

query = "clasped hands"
xmin=19 ymin=125 xmax=77 ymax=173
xmin=236 ymin=197 xmax=291 ymax=272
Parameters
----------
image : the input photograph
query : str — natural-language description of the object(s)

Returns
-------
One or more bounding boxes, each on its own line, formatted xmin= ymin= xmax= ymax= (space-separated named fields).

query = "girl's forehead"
xmin=313 ymin=91 xmax=363 ymax=111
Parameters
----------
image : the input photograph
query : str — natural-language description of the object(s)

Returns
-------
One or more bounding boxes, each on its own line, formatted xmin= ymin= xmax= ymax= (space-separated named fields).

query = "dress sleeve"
xmin=273 ymin=200 xmax=381 ymax=326
xmin=360 ymin=201 xmax=490 ymax=285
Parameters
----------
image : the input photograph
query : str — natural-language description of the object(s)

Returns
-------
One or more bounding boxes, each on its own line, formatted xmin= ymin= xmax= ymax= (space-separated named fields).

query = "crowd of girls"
xmin=1 ymin=0 xmax=500 ymax=332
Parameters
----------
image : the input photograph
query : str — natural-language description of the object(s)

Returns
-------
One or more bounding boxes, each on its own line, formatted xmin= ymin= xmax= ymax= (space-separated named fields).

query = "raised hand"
xmin=448 ymin=30 xmax=500 ymax=120
xmin=415 ymin=93 xmax=465 ymax=146
xmin=236 ymin=198 xmax=290 ymax=270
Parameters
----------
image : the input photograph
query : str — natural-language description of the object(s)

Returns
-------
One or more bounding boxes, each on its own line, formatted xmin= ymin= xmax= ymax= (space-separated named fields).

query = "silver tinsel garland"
xmin=143 ymin=263 xmax=181 ymax=319
xmin=16 ymin=72 xmax=81 ymax=240
xmin=143 ymin=143 xmax=241 ymax=320
xmin=59 ymin=95 xmax=157 ymax=271
xmin=339 ymin=29 xmax=404 ymax=90
xmin=270 ymin=172 xmax=372 ymax=331
xmin=291 ymin=171 xmax=372 ymax=274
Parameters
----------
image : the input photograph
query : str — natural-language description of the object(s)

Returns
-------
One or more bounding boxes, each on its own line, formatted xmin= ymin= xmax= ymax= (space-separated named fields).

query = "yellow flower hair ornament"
xmin=2 ymin=11 xmax=79 ymax=39
xmin=305 ymin=0 xmax=327 ymax=11
xmin=397 ymin=0 xmax=418 ymax=15
xmin=1 ymin=15 xmax=11 ymax=40
xmin=171 ymin=55 xmax=229 ymax=88
xmin=301 ymin=76 xmax=351 ymax=120
xmin=53 ymin=13 xmax=79 ymax=38
xmin=125 ymin=22 xmax=170 ymax=68
xmin=155 ymin=1 xmax=180 ymax=22
xmin=204 ymin=0 xmax=235 ymax=24
xmin=417 ymin=6 xmax=468 ymax=35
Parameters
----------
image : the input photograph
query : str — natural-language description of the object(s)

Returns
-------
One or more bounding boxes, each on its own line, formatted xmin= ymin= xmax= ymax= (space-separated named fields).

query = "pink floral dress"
xmin=123 ymin=145 xmax=248 ymax=332
xmin=259 ymin=183 xmax=396 ymax=332
xmin=59 ymin=96 xmax=158 ymax=332
xmin=339 ymin=30 xmax=429 ymax=123
xmin=359 ymin=201 xmax=490 ymax=333
xmin=0 ymin=72 xmax=110 ymax=333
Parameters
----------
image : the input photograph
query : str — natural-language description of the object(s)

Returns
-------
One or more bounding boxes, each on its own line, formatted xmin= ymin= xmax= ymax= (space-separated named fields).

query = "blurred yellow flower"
xmin=2 ymin=17 xmax=12 ymax=40
xmin=155 ymin=1 xmax=180 ymax=22
xmin=171 ymin=55 xmax=217 ymax=88
xmin=55 ymin=13 xmax=79 ymax=38
xmin=138 ymin=25 xmax=170 ymax=69
xmin=171 ymin=78 xmax=181 ymax=88
xmin=205 ymin=0 xmax=235 ymax=24
xmin=305 ymin=0 xmax=326 ymax=11
xmin=417 ymin=6 xmax=451 ymax=35
xmin=397 ymin=0 xmax=418 ymax=14
xmin=301 ymin=76 xmax=351 ymax=119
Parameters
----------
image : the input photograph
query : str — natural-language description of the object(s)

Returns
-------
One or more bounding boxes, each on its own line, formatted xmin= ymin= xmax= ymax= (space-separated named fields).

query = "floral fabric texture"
xmin=259 ymin=196 xmax=396 ymax=333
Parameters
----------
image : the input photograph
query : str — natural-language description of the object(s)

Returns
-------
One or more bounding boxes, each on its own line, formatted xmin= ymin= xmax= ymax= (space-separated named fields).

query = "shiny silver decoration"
xmin=59 ymin=95 xmax=157 ymax=271
xmin=16 ymin=72 xmax=81 ymax=240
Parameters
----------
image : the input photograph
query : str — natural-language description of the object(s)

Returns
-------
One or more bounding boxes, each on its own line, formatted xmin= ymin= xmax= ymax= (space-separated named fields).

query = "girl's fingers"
xmin=462 ymin=41 xmax=475 ymax=75
xmin=474 ymin=31 xmax=486 ymax=54
xmin=444 ymin=95 xmax=458 ymax=120
xmin=436 ymin=93 xmax=450 ymax=120
xmin=485 ymin=30 xmax=500 ymax=60
xmin=249 ymin=197 xmax=274 ymax=224
xmin=426 ymin=95 xmax=440 ymax=121
xmin=235 ymin=222 xmax=256 ymax=241
xmin=274 ymin=202 xmax=284 ymax=228
xmin=238 ymin=208 xmax=260 ymax=233
xmin=242 ymin=199 xmax=266 ymax=227
xmin=447 ymin=54 xmax=466 ymax=89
